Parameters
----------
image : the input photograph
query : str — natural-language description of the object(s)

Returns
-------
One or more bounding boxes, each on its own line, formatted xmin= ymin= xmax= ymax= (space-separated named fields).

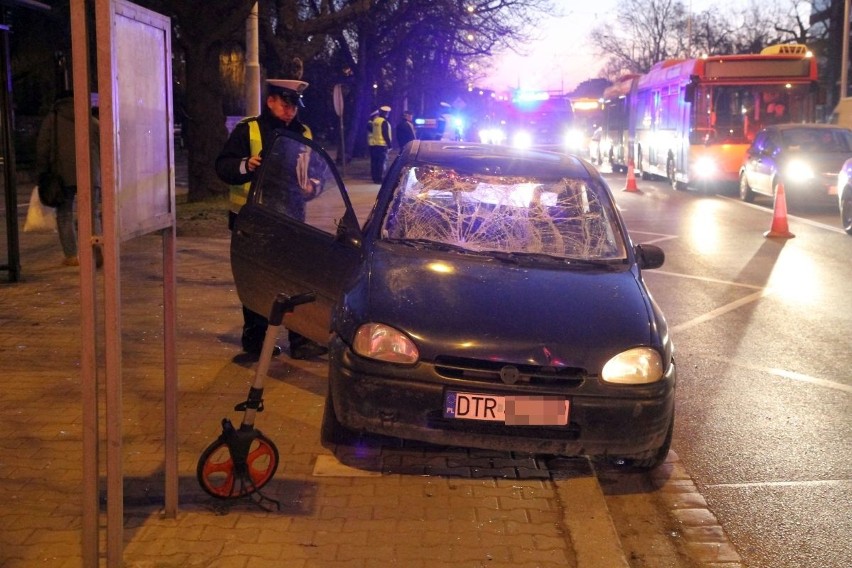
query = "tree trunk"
xmin=184 ymin=41 xmax=231 ymax=202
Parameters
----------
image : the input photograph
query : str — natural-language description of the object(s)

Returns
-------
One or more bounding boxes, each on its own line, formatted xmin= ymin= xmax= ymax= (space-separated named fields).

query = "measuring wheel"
xmin=196 ymin=420 xmax=280 ymax=499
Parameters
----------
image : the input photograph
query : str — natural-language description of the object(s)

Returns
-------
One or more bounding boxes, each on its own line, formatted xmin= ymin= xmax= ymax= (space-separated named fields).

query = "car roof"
xmin=763 ymin=123 xmax=852 ymax=133
xmin=407 ymin=140 xmax=590 ymax=178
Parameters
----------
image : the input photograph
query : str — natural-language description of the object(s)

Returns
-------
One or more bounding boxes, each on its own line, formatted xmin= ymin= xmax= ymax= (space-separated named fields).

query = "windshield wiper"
xmin=385 ymin=238 xmax=479 ymax=255
xmin=488 ymin=251 xmax=623 ymax=268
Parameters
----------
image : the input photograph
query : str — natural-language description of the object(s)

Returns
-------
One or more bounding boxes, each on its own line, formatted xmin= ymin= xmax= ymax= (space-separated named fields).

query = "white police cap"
xmin=267 ymin=79 xmax=309 ymax=106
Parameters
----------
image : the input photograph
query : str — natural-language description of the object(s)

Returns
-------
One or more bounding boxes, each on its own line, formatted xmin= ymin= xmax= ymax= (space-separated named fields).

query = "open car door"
xmin=230 ymin=131 xmax=363 ymax=346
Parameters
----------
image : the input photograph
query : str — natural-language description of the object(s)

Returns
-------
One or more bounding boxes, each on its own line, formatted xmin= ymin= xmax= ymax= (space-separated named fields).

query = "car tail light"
xmin=353 ymin=323 xmax=419 ymax=364
xmin=601 ymin=347 xmax=663 ymax=384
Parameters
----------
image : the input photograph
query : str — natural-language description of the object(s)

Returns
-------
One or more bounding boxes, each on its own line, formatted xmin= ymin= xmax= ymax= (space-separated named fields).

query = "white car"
xmin=838 ymin=157 xmax=852 ymax=235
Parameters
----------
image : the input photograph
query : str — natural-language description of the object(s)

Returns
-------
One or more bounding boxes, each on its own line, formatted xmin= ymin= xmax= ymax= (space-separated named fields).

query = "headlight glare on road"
xmin=785 ymin=159 xmax=814 ymax=182
xmin=353 ymin=323 xmax=419 ymax=364
xmin=601 ymin=347 xmax=664 ymax=384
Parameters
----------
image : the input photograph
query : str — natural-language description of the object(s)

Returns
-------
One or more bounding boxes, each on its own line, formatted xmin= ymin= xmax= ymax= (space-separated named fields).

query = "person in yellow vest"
xmin=215 ymin=79 xmax=327 ymax=361
xmin=368 ymin=105 xmax=392 ymax=183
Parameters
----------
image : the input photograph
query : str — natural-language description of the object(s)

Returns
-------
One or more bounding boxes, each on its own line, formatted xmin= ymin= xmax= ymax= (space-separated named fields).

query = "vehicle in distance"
xmin=230 ymin=134 xmax=676 ymax=469
xmin=739 ymin=123 xmax=852 ymax=204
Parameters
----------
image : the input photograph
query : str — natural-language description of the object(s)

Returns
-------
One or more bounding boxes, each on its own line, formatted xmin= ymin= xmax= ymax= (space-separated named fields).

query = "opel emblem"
xmin=499 ymin=365 xmax=520 ymax=385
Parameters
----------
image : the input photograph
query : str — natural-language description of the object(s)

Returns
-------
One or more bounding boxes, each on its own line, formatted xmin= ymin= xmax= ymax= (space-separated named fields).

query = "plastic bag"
xmin=23 ymin=186 xmax=57 ymax=233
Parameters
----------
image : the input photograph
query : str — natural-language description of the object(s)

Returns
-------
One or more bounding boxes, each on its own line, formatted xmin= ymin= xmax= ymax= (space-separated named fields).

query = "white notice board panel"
xmin=114 ymin=1 xmax=174 ymax=240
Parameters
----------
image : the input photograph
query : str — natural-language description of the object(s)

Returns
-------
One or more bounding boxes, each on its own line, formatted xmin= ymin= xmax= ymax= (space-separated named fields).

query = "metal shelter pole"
xmin=246 ymin=2 xmax=260 ymax=116
xmin=69 ymin=1 xmax=101 ymax=565
xmin=842 ymin=0 xmax=850 ymax=101
xmin=0 ymin=22 xmax=19 ymax=282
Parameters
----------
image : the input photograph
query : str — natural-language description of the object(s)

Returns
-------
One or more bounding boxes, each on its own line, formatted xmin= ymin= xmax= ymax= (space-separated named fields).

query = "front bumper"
xmin=328 ymin=337 xmax=676 ymax=459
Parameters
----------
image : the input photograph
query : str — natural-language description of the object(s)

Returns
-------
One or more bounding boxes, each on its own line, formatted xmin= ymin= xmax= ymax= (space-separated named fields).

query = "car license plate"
xmin=444 ymin=391 xmax=569 ymax=426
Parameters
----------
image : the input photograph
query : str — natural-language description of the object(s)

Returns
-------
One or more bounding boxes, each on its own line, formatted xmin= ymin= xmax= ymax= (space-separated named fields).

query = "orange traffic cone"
xmin=623 ymin=159 xmax=641 ymax=193
xmin=763 ymin=181 xmax=795 ymax=239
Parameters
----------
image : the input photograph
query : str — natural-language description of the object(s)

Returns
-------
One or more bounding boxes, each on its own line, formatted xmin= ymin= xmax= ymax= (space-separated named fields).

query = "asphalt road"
xmin=600 ymin=170 xmax=852 ymax=568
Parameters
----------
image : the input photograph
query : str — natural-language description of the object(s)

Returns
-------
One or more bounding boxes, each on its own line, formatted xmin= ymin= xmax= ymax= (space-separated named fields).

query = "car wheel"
xmin=739 ymin=173 xmax=755 ymax=202
xmin=841 ymin=190 xmax=852 ymax=235
xmin=320 ymin=389 xmax=360 ymax=447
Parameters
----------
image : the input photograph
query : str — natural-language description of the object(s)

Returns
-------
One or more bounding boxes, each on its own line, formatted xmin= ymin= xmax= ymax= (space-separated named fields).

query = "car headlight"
xmin=785 ymin=159 xmax=814 ymax=182
xmin=353 ymin=323 xmax=419 ymax=364
xmin=694 ymin=157 xmax=717 ymax=178
xmin=601 ymin=347 xmax=664 ymax=384
xmin=513 ymin=130 xmax=533 ymax=149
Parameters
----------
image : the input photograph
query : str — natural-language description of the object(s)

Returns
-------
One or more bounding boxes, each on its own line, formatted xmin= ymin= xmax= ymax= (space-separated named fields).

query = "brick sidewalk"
xmin=0 ymin=211 xmax=629 ymax=567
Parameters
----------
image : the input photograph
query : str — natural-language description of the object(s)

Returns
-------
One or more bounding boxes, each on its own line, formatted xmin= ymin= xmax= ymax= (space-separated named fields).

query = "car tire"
xmin=320 ymin=389 xmax=360 ymax=447
xmin=739 ymin=173 xmax=755 ymax=202
xmin=841 ymin=189 xmax=852 ymax=235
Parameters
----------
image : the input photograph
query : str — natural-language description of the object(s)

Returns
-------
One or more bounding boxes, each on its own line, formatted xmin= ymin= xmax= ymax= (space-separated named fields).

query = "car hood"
xmin=345 ymin=242 xmax=658 ymax=372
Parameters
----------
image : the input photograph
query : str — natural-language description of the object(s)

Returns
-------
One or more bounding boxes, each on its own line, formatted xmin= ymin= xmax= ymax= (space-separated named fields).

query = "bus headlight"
xmin=785 ymin=159 xmax=814 ymax=182
xmin=694 ymin=157 xmax=717 ymax=178
xmin=513 ymin=130 xmax=533 ymax=149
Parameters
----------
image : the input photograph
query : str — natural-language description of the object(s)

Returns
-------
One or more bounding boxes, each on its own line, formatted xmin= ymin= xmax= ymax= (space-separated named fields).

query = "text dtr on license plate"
xmin=444 ymin=391 xmax=569 ymax=426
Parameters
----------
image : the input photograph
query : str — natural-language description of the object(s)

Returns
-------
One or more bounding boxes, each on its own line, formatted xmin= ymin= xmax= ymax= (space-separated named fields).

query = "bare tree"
xmin=590 ymin=0 xmax=688 ymax=76
xmin=591 ymin=0 xmax=826 ymax=86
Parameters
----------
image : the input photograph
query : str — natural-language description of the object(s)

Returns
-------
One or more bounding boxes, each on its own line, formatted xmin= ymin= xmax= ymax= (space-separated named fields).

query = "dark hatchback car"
xmin=739 ymin=123 xmax=852 ymax=203
xmin=838 ymin=157 xmax=852 ymax=235
xmin=231 ymin=134 xmax=676 ymax=469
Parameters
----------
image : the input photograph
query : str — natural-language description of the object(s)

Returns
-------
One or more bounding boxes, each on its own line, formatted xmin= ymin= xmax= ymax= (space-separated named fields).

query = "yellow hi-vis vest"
xmin=229 ymin=118 xmax=312 ymax=211
xmin=368 ymin=116 xmax=390 ymax=147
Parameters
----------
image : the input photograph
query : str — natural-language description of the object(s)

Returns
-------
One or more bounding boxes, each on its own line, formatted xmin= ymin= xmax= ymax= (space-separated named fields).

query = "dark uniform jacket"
xmin=215 ymin=111 xmax=310 ymax=187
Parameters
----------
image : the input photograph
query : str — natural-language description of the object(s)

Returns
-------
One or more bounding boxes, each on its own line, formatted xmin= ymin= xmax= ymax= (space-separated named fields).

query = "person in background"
xmin=35 ymin=89 xmax=102 ymax=268
xmin=395 ymin=110 xmax=416 ymax=152
xmin=215 ymin=77 xmax=328 ymax=361
xmin=368 ymin=105 xmax=392 ymax=183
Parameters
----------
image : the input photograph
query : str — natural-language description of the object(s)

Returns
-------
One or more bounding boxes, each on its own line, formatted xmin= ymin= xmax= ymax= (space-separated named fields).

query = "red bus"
xmin=628 ymin=44 xmax=818 ymax=191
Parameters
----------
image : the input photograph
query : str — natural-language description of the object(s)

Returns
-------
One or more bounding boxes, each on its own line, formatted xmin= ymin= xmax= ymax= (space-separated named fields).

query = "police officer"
xmin=215 ymin=79 xmax=328 ymax=361
xmin=368 ymin=105 xmax=392 ymax=183
xmin=395 ymin=110 xmax=416 ymax=152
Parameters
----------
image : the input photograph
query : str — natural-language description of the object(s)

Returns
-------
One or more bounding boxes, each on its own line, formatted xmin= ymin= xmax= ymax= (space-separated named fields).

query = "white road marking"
xmin=700 ymin=357 xmax=852 ymax=395
xmin=708 ymin=479 xmax=852 ymax=489
xmin=645 ymin=270 xmax=850 ymax=394
xmin=717 ymin=195 xmax=846 ymax=235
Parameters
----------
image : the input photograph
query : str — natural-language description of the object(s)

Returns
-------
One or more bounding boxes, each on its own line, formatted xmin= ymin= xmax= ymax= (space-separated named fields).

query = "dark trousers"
xmin=241 ymin=305 xmax=314 ymax=354
xmin=369 ymin=145 xmax=388 ymax=183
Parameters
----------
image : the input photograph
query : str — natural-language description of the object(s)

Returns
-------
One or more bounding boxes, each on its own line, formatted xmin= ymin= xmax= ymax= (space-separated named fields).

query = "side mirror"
xmin=335 ymin=217 xmax=362 ymax=247
xmin=635 ymin=244 xmax=665 ymax=270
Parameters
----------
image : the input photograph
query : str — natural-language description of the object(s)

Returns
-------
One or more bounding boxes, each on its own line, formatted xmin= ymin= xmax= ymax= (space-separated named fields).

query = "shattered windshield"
xmin=381 ymin=165 xmax=627 ymax=260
